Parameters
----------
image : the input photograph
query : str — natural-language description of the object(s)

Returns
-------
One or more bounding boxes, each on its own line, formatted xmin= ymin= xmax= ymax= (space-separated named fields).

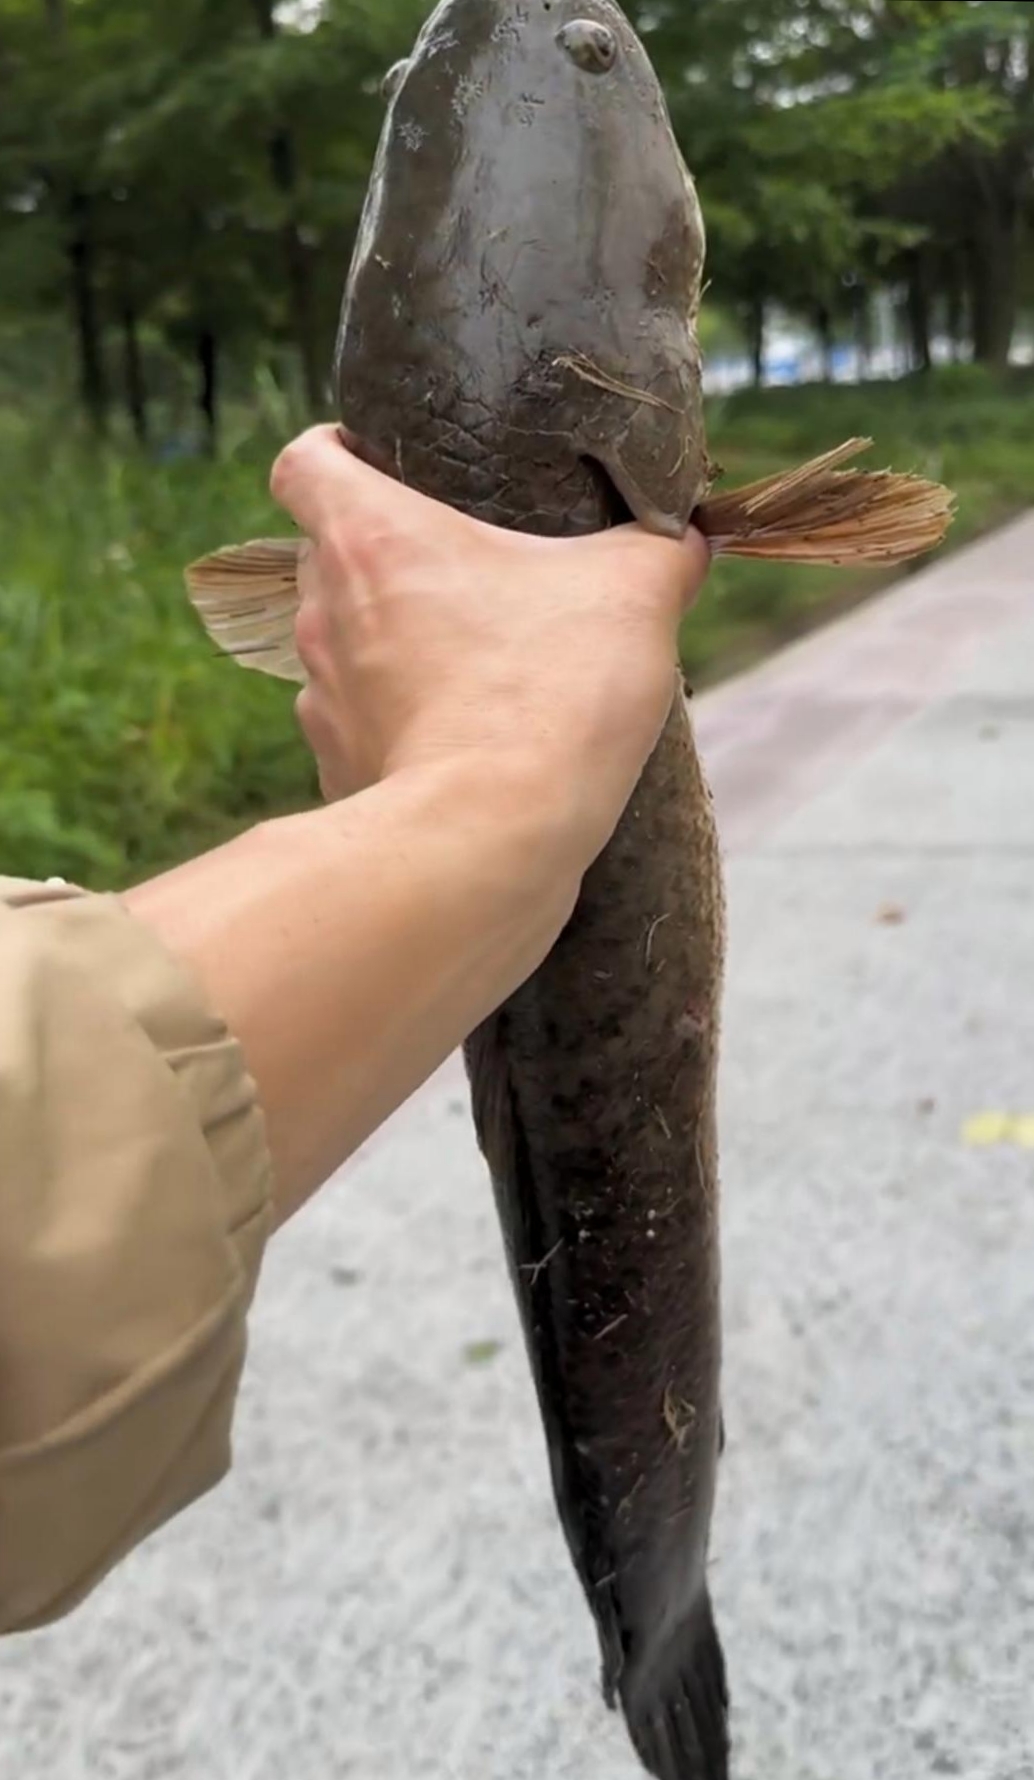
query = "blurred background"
xmin=1 ymin=0 xmax=1032 ymax=887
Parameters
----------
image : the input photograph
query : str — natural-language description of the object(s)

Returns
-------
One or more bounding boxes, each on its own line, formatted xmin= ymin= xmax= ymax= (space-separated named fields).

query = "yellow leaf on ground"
xmin=961 ymin=1111 xmax=1013 ymax=1146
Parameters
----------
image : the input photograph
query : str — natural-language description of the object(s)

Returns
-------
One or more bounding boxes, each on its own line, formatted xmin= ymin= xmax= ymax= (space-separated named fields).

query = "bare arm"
xmin=126 ymin=427 xmax=710 ymax=1227
xmin=124 ymin=762 xmax=579 ymax=1225
xmin=1 ymin=428 xmax=708 ymax=1630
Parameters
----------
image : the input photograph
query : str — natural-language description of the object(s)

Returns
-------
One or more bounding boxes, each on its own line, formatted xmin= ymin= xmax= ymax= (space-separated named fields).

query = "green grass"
xmin=1 ymin=365 xmax=1031 ymax=890
xmin=685 ymin=364 xmax=1034 ymax=682
xmin=0 ymin=415 xmax=315 ymax=887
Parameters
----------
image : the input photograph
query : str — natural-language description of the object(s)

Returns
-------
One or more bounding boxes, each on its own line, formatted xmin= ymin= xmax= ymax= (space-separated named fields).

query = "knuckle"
xmin=294 ymin=688 xmax=353 ymax=803
xmin=294 ymin=597 xmax=332 ymax=677
xmin=318 ymin=522 xmax=355 ymax=581
xmin=291 ymin=590 xmax=339 ymax=687
xmin=294 ymin=683 xmax=319 ymax=743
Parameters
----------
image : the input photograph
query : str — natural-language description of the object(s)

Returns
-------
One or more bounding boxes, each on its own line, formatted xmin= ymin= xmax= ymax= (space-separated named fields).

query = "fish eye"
xmin=557 ymin=20 xmax=619 ymax=73
xmin=381 ymin=59 xmax=409 ymax=101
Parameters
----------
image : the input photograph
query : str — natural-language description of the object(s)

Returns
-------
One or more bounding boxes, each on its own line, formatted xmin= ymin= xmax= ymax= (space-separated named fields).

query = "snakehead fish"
xmin=185 ymin=3 xmax=954 ymax=1774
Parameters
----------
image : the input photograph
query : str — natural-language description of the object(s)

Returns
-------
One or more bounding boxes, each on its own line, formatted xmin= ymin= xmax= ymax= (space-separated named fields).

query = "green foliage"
xmin=2 ymin=371 xmax=1031 ymax=888
xmin=682 ymin=366 xmax=1034 ymax=680
xmin=0 ymin=415 xmax=315 ymax=885
xmin=0 ymin=0 xmax=428 ymax=431
xmin=1 ymin=0 xmax=1032 ymax=887
xmin=624 ymin=0 xmax=1032 ymax=354
xmin=2 ymin=0 xmax=1032 ymax=424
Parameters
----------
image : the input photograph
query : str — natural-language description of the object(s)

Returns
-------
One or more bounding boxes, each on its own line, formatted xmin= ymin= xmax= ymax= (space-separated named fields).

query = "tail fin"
xmin=183 ymin=440 xmax=953 ymax=680
xmin=623 ymin=1590 xmax=730 ymax=1780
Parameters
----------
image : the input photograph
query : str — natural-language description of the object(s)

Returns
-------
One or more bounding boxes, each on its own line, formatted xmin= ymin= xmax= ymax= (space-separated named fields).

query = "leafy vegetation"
xmin=682 ymin=365 xmax=1034 ymax=680
xmin=1 ymin=1 xmax=1032 ymax=886
xmin=631 ymin=0 xmax=1034 ymax=377
xmin=3 ymin=367 xmax=1030 ymax=889
xmin=0 ymin=413 xmax=313 ymax=886
xmin=1 ymin=1 xmax=1032 ymax=439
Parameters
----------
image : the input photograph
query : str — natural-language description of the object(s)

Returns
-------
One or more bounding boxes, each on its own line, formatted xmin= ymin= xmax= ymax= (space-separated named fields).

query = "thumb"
xmin=611 ymin=519 xmax=711 ymax=623
xmin=678 ymin=524 xmax=712 ymax=616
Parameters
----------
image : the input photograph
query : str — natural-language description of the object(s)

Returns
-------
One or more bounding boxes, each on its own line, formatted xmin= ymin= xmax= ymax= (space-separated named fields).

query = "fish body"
xmin=184 ymin=3 xmax=955 ymax=1773
xmin=336 ymin=6 xmax=728 ymax=1775
xmin=465 ymin=703 xmax=727 ymax=1780
xmin=334 ymin=0 xmax=708 ymax=539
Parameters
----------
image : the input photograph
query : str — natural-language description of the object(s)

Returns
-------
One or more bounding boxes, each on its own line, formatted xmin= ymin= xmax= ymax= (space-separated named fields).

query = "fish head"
xmin=336 ymin=0 xmax=708 ymax=536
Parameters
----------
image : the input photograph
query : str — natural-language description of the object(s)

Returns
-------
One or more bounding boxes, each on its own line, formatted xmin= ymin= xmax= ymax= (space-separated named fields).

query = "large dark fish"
xmin=343 ymin=9 xmax=727 ymax=1774
xmin=185 ymin=4 xmax=953 ymax=1774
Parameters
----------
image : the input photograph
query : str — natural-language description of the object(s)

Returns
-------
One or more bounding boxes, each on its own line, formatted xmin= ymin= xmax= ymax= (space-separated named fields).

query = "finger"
xmin=316 ymin=759 xmax=353 ymax=804
xmin=635 ymin=522 xmax=711 ymax=619
xmin=270 ymin=423 xmax=431 ymax=541
xmin=294 ymin=591 xmax=330 ymax=685
xmin=270 ymin=425 xmax=388 ymax=537
xmin=596 ymin=520 xmax=712 ymax=621
xmin=269 ymin=425 xmax=372 ymax=537
xmin=678 ymin=524 xmax=712 ymax=615
xmin=295 ymin=685 xmax=359 ymax=802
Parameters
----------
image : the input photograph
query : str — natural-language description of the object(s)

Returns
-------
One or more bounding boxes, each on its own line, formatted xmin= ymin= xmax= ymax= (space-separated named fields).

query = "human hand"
xmin=271 ymin=425 xmax=709 ymax=864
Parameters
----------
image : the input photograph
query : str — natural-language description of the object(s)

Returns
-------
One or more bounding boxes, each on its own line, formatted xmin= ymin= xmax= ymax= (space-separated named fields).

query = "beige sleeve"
xmin=0 ymin=876 xmax=274 ymax=1634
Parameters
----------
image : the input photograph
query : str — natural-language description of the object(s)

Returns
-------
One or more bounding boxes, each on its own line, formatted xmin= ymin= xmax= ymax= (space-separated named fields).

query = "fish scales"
xmin=334 ymin=4 xmax=730 ymax=1775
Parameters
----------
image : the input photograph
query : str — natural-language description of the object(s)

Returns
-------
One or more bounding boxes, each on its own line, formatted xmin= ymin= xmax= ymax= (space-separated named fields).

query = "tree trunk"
xmin=198 ymin=328 xmax=218 ymax=452
xmin=121 ymin=297 xmax=148 ymax=445
xmin=68 ymin=193 xmax=108 ymax=435
xmin=250 ymin=0 xmax=322 ymax=412
xmin=746 ymin=291 xmax=765 ymax=388
xmin=905 ymin=253 xmax=932 ymax=373
xmin=970 ymin=238 xmax=1016 ymax=367
xmin=944 ymin=252 xmax=967 ymax=363
xmin=968 ymin=186 xmax=1018 ymax=368
xmin=814 ymin=304 xmax=834 ymax=381
xmin=271 ymin=131 xmax=322 ymax=412
xmin=47 ymin=0 xmax=110 ymax=433
xmin=853 ymin=284 xmax=872 ymax=380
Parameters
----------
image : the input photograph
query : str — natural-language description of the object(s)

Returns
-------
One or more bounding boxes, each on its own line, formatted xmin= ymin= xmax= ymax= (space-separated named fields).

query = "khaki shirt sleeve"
xmin=0 ymin=875 xmax=274 ymax=1634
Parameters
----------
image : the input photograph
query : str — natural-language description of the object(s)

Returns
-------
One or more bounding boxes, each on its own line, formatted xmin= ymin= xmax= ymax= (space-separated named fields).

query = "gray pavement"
xmin=5 ymin=518 xmax=1034 ymax=1780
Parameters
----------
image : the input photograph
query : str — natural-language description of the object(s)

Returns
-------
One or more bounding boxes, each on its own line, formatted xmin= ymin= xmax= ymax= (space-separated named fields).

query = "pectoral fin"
xmin=185 ymin=538 xmax=305 ymax=682
xmin=183 ymin=442 xmax=955 ymax=688
xmin=695 ymin=440 xmax=954 ymax=565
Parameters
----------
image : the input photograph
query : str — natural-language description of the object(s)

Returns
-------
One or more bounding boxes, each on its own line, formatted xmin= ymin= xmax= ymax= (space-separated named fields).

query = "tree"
xmin=627 ymin=0 xmax=1017 ymax=370
xmin=893 ymin=1 xmax=1033 ymax=366
xmin=2 ymin=0 xmax=1029 ymax=432
xmin=0 ymin=0 xmax=426 ymax=437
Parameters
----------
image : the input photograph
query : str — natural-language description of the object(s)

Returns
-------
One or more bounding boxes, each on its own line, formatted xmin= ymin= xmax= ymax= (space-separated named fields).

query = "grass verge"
xmin=1 ymin=365 xmax=1030 ymax=888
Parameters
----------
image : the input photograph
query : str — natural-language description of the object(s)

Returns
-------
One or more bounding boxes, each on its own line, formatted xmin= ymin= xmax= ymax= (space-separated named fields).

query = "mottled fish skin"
xmin=335 ymin=0 xmax=708 ymax=538
xmin=334 ymin=4 xmax=728 ymax=1775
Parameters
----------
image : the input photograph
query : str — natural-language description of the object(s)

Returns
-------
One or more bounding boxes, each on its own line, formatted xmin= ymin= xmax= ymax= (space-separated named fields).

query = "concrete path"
xmin=7 ymin=517 xmax=1034 ymax=1780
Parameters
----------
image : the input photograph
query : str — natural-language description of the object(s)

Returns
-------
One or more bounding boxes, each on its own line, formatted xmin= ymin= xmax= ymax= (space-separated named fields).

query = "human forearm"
xmin=124 ymin=756 xmax=580 ymax=1224
xmin=127 ymin=430 xmax=706 ymax=1228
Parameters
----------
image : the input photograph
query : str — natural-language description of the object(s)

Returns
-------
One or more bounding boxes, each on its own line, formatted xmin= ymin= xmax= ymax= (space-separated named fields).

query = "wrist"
xmin=375 ymin=736 xmax=585 ymax=863
xmin=384 ymin=725 xmax=619 ymax=865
